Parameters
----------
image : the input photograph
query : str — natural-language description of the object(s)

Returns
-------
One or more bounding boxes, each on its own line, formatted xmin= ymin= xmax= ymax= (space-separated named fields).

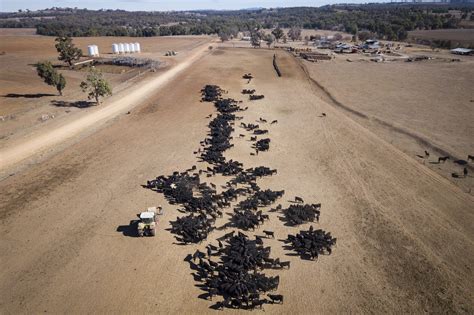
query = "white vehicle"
xmin=137 ymin=206 xmax=163 ymax=237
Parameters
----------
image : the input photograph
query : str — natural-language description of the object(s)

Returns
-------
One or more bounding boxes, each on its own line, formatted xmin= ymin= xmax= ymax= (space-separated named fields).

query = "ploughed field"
xmin=0 ymin=48 xmax=473 ymax=313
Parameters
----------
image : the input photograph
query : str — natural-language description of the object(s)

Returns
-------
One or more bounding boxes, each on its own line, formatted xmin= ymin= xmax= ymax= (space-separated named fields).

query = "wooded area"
xmin=1 ymin=4 xmax=473 ymax=41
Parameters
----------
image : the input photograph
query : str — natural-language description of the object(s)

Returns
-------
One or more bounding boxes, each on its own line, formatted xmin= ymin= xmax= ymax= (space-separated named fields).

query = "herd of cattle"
xmin=144 ymin=79 xmax=336 ymax=309
xmin=186 ymin=231 xmax=285 ymax=309
xmin=284 ymin=225 xmax=337 ymax=260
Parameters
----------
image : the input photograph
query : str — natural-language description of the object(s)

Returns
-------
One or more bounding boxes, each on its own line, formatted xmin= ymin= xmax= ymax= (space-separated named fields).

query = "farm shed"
xmin=450 ymin=48 xmax=473 ymax=55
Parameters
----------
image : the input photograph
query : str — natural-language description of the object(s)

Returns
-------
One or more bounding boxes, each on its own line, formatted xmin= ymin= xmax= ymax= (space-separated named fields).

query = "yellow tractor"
xmin=137 ymin=206 xmax=163 ymax=237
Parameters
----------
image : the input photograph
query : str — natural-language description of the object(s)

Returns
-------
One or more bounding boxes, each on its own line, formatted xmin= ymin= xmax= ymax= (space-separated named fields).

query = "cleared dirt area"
xmin=0 ymin=28 xmax=37 ymax=36
xmin=0 ymin=47 xmax=472 ymax=313
xmin=303 ymin=52 xmax=474 ymax=193
xmin=0 ymin=33 xmax=211 ymax=148
xmin=408 ymin=29 xmax=474 ymax=47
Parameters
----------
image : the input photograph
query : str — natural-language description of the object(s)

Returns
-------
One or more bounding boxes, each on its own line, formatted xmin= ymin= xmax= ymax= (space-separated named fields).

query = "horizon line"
xmin=5 ymin=2 xmax=443 ymax=14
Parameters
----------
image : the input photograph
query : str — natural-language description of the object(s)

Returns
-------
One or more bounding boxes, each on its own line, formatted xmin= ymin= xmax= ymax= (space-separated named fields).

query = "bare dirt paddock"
xmin=303 ymin=55 xmax=474 ymax=193
xmin=0 ymin=48 xmax=473 ymax=313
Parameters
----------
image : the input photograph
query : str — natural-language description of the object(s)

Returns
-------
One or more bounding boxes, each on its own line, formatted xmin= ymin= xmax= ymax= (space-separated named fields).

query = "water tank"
xmin=119 ymin=43 xmax=125 ymax=54
xmin=124 ymin=43 xmax=130 ymax=53
xmin=112 ymin=43 xmax=119 ymax=54
xmin=129 ymin=43 xmax=136 ymax=53
xmin=87 ymin=45 xmax=95 ymax=57
xmin=93 ymin=45 xmax=99 ymax=56
xmin=135 ymin=42 xmax=141 ymax=53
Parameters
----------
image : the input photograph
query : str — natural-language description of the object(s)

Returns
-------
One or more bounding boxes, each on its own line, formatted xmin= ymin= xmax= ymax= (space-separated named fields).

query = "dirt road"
xmin=0 ymin=41 xmax=211 ymax=173
xmin=0 ymin=48 xmax=472 ymax=313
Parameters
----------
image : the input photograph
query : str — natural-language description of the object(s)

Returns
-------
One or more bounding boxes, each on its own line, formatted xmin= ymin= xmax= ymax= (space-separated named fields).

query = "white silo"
xmin=87 ymin=45 xmax=95 ymax=56
xmin=124 ymin=43 xmax=130 ymax=53
xmin=112 ymin=43 xmax=119 ymax=54
xmin=119 ymin=43 xmax=125 ymax=54
xmin=135 ymin=42 xmax=141 ymax=53
xmin=93 ymin=45 xmax=99 ymax=56
xmin=129 ymin=43 xmax=136 ymax=53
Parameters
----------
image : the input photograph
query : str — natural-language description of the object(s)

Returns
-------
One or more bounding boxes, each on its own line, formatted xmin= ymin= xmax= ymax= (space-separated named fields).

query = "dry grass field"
xmin=408 ymin=29 xmax=474 ymax=47
xmin=0 ymin=28 xmax=37 ymax=36
xmin=303 ymin=49 xmax=474 ymax=193
xmin=0 ymin=46 xmax=473 ymax=313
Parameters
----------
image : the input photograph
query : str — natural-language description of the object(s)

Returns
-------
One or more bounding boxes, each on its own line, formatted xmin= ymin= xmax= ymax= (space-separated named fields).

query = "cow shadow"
xmin=116 ymin=220 xmax=139 ymax=237
xmin=280 ymin=242 xmax=318 ymax=261
xmin=277 ymin=215 xmax=306 ymax=227
xmin=454 ymin=159 xmax=467 ymax=166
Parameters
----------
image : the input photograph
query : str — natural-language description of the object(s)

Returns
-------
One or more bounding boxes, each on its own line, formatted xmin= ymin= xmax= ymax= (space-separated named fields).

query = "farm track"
xmin=0 ymin=47 xmax=473 ymax=313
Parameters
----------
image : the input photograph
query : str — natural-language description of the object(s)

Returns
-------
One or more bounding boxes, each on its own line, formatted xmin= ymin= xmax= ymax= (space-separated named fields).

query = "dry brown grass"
xmin=303 ymin=50 xmax=474 ymax=193
xmin=408 ymin=29 xmax=474 ymax=47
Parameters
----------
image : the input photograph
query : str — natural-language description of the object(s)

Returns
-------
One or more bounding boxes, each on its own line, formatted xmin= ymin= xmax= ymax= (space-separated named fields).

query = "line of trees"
xmin=1 ymin=4 xmax=470 ymax=42
xmin=35 ymin=36 xmax=112 ymax=104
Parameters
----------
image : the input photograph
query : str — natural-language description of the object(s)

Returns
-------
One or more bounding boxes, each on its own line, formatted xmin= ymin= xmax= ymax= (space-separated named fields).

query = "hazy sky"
xmin=1 ymin=0 xmax=372 ymax=12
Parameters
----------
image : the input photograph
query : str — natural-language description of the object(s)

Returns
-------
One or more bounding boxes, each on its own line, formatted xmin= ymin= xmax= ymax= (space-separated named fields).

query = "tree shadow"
xmin=116 ymin=220 xmax=139 ymax=237
xmin=51 ymin=100 xmax=95 ymax=108
xmin=3 ymin=93 xmax=56 ymax=98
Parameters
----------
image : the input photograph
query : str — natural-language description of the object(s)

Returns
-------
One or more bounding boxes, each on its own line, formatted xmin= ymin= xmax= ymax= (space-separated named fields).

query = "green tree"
xmin=358 ymin=31 xmax=376 ymax=41
xmin=55 ymin=36 xmax=82 ymax=67
xmin=271 ymin=27 xmax=284 ymax=42
xmin=80 ymin=67 xmax=112 ymax=104
xmin=265 ymin=34 xmax=274 ymax=48
xmin=287 ymin=27 xmax=302 ymax=41
xmin=56 ymin=73 xmax=66 ymax=95
xmin=250 ymin=31 xmax=261 ymax=48
xmin=218 ymin=31 xmax=230 ymax=42
xmin=35 ymin=61 xmax=66 ymax=95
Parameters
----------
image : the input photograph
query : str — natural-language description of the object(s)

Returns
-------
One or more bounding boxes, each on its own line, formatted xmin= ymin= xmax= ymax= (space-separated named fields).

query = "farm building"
xmin=314 ymin=40 xmax=332 ymax=49
xmin=450 ymin=48 xmax=473 ymax=55
xmin=334 ymin=43 xmax=355 ymax=53
xmin=361 ymin=39 xmax=380 ymax=50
